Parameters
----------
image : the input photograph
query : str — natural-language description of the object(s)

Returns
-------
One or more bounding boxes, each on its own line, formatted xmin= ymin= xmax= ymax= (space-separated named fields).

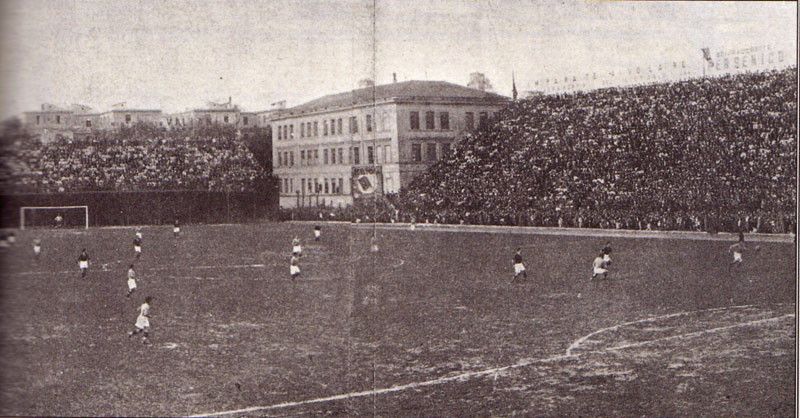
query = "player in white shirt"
xmin=54 ymin=214 xmax=63 ymax=228
xmin=591 ymin=252 xmax=608 ymax=280
xmin=314 ymin=225 xmax=321 ymax=241
xmin=128 ymin=296 xmax=152 ymax=343
xmin=126 ymin=265 xmax=137 ymax=297
xmin=6 ymin=232 xmax=15 ymax=245
xmin=292 ymin=237 xmax=302 ymax=257
xmin=33 ymin=239 xmax=42 ymax=260
xmin=290 ymin=255 xmax=301 ymax=279
xmin=173 ymin=220 xmax=181 ymax=238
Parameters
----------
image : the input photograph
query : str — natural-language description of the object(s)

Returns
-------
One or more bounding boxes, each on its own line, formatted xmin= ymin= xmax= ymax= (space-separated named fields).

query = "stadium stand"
xmin=356 ymin=68 xmax=795 ymax=233
xmin=1 ymin=124 xmax=270 ymax=194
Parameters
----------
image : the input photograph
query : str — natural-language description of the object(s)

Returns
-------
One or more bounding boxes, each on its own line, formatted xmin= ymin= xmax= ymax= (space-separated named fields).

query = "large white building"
xmin=272 ymin=80 xmax=509 ymax=208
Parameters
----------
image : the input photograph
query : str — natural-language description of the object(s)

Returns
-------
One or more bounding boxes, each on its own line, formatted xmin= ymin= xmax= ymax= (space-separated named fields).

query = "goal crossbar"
xmin=20 ymin=206 xmax=89 ymax=230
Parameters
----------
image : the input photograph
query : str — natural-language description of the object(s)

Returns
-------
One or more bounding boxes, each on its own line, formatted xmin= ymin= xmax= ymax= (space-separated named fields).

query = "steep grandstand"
xmin=0 ymin=124 xmax=271 ymax=194
xmin=397 ymin=68 xmax=797 ymax=233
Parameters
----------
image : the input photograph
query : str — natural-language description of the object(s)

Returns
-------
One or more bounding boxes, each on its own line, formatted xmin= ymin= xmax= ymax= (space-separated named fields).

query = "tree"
xmin=467 ymin=72 xmax=494 ymax=92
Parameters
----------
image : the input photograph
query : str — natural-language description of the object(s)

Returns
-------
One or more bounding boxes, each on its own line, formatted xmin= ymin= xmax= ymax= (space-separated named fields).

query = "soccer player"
xmin=591 ymin=252 xmax=608 ymax=280
xmin=601 ymin=241 xmax=613 ymax=266
xmin=314 ymin=225 xmax=321 ymax=241
xmin=729 ymin=232 xmax=747 ymax=265
xmin=292 ymin=237 xmax=302 ymax=257
xmin=512 ymin=248 xmax=527 ymax=282
xmin=126 ymin=265 xmax=137 ymax=297
xmin=55 ymin=214 xmax=63 ymax=228
xmin=290 ymin=255 xmax=300 ymax=279
xmin=78 ymin=249 xmax=90 ymax=278
xmin=128 ymin=296 xmax=152 ymax=343
xmin=133 ymin=234 xmax=143 ymax=260
xmin=33 ymin=238 xmax=41 ymax=260
xmin=7 ymin=232 xmax=15 ymax=245
xmin=173 ymin=220 xmax=181 ymax=238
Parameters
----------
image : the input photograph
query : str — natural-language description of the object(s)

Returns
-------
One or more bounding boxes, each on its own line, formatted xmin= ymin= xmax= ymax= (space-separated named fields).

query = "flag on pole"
xmin=701 ymin=48 xmax=714 ymax=67
xmin=512 ymin=72 xmax=518 ymax=101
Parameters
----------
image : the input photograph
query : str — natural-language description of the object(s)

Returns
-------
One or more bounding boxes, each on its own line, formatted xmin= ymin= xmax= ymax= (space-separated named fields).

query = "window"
xmin=412 ymin=144 xmax=422 ymax=162
xmin=337 ymin=118 xmax=342 ymax=134
xmin=243 ymin=116 xmax=248 ymax=126
xmin=56 ymin=115 xmax=61 ymax=124
xmin=300 ymin=150 xmax=306 ymax=165
xmin=308 ymin=179 xmax=313 ymax=193
xmin=440 ymin=112 xmax=449 ymax=130
xmin=36 ymin=115 xmax=40 ymax=124
xmin=465 ymin=112 xmax=474 ymax=131
xmin=290 ymin=178 xmax=293 ymax=192
xmin=338 ymin=148 xmax=343 ymax=165
xmin=324 ymin=120 xmax=328 ymax=136
xmin=125 ymin=114 xmax=131 ymax=123
xmin=383 ymin=145 xmax=390 ymax=163
xmin=307 ymin=122 xmax=312 ymax=136
xmin=425 ymin=111 xmax=434 ymax=129
xmin=338 ymin=178 xmax=343 ymax=194
xmin=330 ymin=119 xmax=336 ymax=135
xmin=352 ymin=147 xmax=360 ymax=164
xmin=289 ymin=152 xmax=294 ymax=166
xmin=324 ymin=149 xmax=329 ymax=165
xmin=224 ymin=115 xmax=229 ymax=123
xmin=410 ymin=111 xmax=420 ymax=130
xmin=427 ymin=143 xmax=437 ymax=161
xmin=324 ymin=178 xmax=329 ymax=194
xmin=367 ymin=146 xmax=374 ymax=164
xmin=314 ymin=178 xmax=319 ymax=193
xmin=85 ymin=120 xmax=92 ymax=128
xmin=301 ymin=179 xmax=306 ymax=193
xmin=301 ymin=123 xmax=305 ymax=138
xmin=313 ymin=121 xmax=318 ymax=136
xmin=349 ymin=116 xmax=358 ymax=134
xmin=479 ymin=112 xmax=488 ymax=129
xmin=289 ymin=125 xmax=294 ymax=139
xmin=331 ymin=148 xmax=336 ymax=164
xmin=366 ymin=114 xmax=372 ymax=132
xmin=277 ymin=153 xmax=282 ymax=167
xmin=313 ymin=149 xmax=319 ymax=164
xmin=441 ymin=143 xmax=451 ymax=157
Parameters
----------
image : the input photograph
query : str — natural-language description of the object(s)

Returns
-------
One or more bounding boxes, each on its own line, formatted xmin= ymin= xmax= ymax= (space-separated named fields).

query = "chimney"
xmin=393 ymin=73 xmax=397 ymax=83
xmin=228 ymin=96 xmax=232 ymax=105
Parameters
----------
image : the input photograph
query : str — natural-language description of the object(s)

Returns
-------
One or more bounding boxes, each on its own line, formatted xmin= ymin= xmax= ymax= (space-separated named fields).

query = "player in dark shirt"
xmin=601 ymin=241 xmax=613 ymax=266
xmin=133 ymin=236 xmax=142 ymax=260
xmin=78 ymin=249 xmax=90 ymax=278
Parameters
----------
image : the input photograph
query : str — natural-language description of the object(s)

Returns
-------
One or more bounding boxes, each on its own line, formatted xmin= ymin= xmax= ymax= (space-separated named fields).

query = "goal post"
xmin=20 ymin=206 xmax=89 ymax=230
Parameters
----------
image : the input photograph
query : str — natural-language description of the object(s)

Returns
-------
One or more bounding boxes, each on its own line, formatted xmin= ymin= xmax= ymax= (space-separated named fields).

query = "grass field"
xmin=0 ymin=222 xmax=795 ymax=417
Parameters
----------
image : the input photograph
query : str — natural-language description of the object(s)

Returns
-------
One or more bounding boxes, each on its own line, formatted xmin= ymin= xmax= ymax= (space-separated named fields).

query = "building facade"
xmin=272 ymin=80 xmax=508 ymax=208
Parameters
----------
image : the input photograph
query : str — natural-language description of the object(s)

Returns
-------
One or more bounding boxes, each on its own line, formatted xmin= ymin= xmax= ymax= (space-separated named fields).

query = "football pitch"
xmin=0 ymin=222 xmax=795 ymax=416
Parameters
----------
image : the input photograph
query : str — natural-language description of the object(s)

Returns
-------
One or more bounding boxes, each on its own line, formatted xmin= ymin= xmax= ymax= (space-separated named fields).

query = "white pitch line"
xmin=6 ymin=264 xmax=267 ymax=277
xmin=185 ymin=310 xmax=793 ymax=418
xmin=565 ymin=304 xmax=756 ymax=356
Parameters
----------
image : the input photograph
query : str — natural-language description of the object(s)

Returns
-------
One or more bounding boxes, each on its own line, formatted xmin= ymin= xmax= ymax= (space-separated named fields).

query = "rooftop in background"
xmin=281 ymin=80 xmax=509 ymax=117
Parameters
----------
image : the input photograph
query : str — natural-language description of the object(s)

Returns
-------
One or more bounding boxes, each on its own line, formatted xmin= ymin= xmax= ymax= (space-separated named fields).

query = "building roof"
xmin=285 ymin=80 xmax=509 ymax=116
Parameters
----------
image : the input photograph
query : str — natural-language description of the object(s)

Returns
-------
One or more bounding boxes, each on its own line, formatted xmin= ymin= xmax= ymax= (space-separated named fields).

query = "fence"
xmin=1 ymin=189 xmax=279 ymax=228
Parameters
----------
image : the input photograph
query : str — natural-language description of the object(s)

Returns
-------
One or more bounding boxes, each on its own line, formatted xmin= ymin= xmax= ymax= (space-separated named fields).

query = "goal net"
xmin=20 ymin=206 xmax=89 ymax=230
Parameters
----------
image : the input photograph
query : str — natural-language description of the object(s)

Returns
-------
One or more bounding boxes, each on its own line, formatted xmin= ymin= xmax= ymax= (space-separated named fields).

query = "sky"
xmin=0 ymin=0 xmax=795 ymax=118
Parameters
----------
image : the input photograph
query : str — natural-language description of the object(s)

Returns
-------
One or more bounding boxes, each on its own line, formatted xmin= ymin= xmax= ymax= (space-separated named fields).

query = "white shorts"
xmin=79 ymin=260 xmax=89 ymax=269
xmin=603 ymin=254 xmax=611 ymax=263
xmin=314 ymin=230 xmax=321 ymax=237
xmin=410 ymin=224 xmax=416 ymax=230
xmin=514 ymin=263 xmax=526 ymax=274
xmin=135 ymin=315 xmax=149 ymax=329
xmin=134 ymin=246 xmax=142 ymax=253
xmin=290 ymin=265 xmax=300 ymax=275
xmin=128 ymin=279 xmax=137 ymax=290
xmin=173 ymin=227 xmax=180 ymax=234
xmin=593 ymin=266 xmax=608 ymax=275
xmin=33 ymin=246 xmax=41 ymax=255
xmin=292 ymin=245 xmax=302 ymax=254
xmin=733 ymin=252 xmax=743 ymax=262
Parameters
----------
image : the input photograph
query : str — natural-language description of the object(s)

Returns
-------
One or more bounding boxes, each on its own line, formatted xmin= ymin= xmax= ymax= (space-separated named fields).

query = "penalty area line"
xmin=186 ymin=311 xmax=793 ymax=418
